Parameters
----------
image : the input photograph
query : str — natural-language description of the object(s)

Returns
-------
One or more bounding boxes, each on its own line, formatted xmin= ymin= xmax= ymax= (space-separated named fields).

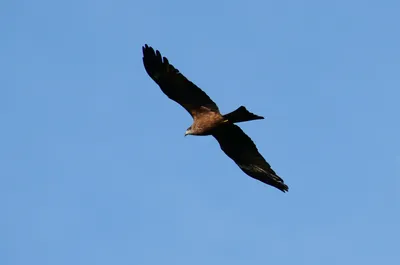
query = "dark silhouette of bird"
xmin=142 ymin=44 xmax=288 ymax=192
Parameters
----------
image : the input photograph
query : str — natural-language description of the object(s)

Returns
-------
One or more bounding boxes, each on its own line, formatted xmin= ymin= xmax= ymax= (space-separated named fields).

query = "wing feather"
xmin=212 ymin=124 xmax=289 ymax=192
xmin=142 ymin=44 xmax=219 ymax=117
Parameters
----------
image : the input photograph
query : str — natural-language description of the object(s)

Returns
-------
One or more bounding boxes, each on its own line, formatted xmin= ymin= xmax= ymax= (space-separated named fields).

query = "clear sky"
xmin=1 ymin=0 xmax=400 ymax=264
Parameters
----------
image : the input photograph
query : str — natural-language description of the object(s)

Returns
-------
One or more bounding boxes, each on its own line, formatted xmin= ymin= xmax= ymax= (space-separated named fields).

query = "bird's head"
xmin=184 ymin=126 xmax=193 ymax=137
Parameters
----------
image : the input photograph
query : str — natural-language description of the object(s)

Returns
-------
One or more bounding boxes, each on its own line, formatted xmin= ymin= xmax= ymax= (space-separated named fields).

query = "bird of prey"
xmin=142 ymin=44 xmax=288 ymax=192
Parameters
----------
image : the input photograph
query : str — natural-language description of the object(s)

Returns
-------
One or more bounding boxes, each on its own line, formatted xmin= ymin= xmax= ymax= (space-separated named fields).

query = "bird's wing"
xmin=142 ymin=44 xmax=219 ymax=117
xmin=212 ymin=124 xmax=289 ymax=192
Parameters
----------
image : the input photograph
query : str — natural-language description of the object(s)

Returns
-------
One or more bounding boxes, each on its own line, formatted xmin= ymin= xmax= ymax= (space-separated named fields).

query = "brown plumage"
xmin=142 ymin=44 xmax=288 ymax=192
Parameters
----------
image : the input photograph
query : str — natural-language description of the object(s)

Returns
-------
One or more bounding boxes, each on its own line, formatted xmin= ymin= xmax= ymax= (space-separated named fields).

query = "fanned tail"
xmin=223 ymin=106 xmax=264 ymax=124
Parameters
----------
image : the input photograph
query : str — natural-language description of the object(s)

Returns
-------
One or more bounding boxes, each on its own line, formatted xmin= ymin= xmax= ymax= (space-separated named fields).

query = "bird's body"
xmin=188 ymin=107 xmax=226 ymax=135
xmin=142 ymin=44 xmax=289 ymax=192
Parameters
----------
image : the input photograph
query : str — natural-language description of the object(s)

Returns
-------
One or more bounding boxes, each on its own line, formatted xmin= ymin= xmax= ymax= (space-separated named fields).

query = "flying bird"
xmin=142 ymin=44 xmax=288 ymax=192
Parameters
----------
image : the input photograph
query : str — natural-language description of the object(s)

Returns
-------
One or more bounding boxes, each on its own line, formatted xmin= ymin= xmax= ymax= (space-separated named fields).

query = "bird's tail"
xmin=223 ymin=106 xmax=264 ymax=123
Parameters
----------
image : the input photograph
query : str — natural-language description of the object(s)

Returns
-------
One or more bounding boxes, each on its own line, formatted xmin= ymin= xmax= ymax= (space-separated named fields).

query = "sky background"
xmin=1 ymin=0 xmax=400 ymax=264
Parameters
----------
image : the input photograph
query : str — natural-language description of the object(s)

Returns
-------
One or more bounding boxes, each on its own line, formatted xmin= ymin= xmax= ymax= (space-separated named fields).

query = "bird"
xmin=142 ymin=44 xmax=288 ymax=192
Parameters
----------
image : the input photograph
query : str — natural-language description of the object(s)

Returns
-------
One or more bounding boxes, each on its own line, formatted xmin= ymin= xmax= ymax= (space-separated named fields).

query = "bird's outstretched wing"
xmin=142 ymin=44 xmax=219 ymax=117
xmin=212 ymin=124 xmax=289 ymax=192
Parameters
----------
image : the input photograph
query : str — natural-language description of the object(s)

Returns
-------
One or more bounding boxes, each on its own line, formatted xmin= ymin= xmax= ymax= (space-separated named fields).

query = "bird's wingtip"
xmin=280 ymin=183 xmax=289 ymax=193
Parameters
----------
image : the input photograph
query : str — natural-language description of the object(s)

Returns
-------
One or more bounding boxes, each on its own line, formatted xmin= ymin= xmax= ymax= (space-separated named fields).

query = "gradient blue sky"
xmin=1 ymin=0 xmax=400 ymax=264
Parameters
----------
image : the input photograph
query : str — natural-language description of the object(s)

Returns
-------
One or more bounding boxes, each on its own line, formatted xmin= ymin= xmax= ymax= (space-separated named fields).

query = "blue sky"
xmin=1 ymin=0 xmax=400 ymax=264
